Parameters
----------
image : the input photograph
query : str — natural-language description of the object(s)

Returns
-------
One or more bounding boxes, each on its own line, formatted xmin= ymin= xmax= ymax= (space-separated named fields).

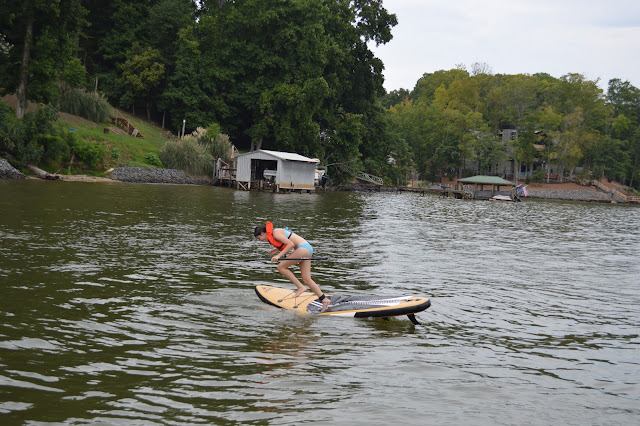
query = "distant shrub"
xmin=195 ymin=124 xmax=232 ymax=162
xmin=158 ymin=124 xmax=231 ymax=176
xmin=144 ymin=152 xmax=163 ymax=168
xmin=57 ymin=82 xmax=113 ymax=123
xmin=39 ymin=134 xmax=70 ymax=166
xmin=574 ymin=168 xmax=591 ymax=183
xmin=0 ymin=101 xmax=15 ymax=157
xmin=110 ymin=147 xmax=120 ymax=160
xmin=531 ymin=168 xmax=545 ymax=183
xmin=67 ymin=133 xmax=105 ymax=168
xmin=3 ymin=104 xmax=58 ymax=164
xmin=159 ymin=138 xmax=213 ymax=176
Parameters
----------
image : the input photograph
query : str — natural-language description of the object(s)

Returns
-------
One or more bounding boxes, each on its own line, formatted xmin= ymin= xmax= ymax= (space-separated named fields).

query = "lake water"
xmin=1 ymin=180 xmax=639 ymax=425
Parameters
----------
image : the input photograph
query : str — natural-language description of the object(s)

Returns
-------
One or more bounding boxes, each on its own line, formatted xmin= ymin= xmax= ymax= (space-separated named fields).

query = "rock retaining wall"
xmin=526 ymin=189 xmax=610 ymax=202
xmin=109 ymin=167 xmax=212 ymax=186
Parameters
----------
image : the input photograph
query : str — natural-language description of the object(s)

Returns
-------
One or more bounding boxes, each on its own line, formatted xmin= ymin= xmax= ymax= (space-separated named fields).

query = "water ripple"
xmin=1 ymin=182 xmax=639 ymax=424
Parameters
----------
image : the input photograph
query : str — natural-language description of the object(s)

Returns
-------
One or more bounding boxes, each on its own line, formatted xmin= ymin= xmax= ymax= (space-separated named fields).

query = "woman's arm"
xmin=270 ymin=229 xmax=295 ymax=262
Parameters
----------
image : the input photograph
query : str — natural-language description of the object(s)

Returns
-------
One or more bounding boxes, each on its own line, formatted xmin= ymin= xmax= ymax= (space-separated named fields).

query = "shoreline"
xmin=1 ymin=159 xmax=634 ymax=203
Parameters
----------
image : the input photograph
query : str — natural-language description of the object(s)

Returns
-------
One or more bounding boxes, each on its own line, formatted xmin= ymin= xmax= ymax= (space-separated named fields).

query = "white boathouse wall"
xmin=235 ymin=149 xmax=319 ymax=191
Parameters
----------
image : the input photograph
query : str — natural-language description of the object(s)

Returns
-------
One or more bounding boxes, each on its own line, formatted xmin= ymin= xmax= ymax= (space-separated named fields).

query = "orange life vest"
xmin=266 ymin=221 xmax=288 ymax=251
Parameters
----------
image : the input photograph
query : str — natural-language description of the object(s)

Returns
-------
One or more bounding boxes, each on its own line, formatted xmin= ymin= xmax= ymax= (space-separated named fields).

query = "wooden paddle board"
xmin=255 ymin=285 xmax=431 ymax=323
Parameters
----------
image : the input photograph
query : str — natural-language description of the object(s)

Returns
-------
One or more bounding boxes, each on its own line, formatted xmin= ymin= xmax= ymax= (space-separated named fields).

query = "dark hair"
xmin=254 ymin=225 xmax=266 ymax=237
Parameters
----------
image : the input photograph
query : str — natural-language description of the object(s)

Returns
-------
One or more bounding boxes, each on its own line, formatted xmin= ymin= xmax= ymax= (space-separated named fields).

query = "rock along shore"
xmin=108 ymin=167 xmax=213 ymax=186
xmin=525 ymin=188 xmax=610 ymax=202
xmin=0 ymin=158 xmax=27 ymax=179
xmin=341 ymin=182 xmax=615 ymax=202
xmin=0 ymin=158 xmax=623 ymax=202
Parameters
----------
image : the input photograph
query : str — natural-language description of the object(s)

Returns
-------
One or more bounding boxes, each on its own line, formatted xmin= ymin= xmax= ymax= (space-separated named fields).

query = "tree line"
xmin=1 ymin=0 xmax=397 ymax=181
xmin=1 ymin=1 xmax=639 ymax=190
xmin=382 ymin=67 xmax=640 ymax=189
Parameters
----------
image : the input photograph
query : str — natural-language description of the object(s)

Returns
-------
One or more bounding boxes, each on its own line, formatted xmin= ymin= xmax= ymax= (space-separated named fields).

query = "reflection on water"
xmin=1 ymin=180 xmax=639 ymax=424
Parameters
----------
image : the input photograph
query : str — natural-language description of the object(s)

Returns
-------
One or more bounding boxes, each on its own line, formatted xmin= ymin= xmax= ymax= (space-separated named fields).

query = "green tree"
xmin=502 ymin=74 xmax=539 ymax=130
xmin=85 ymin=0 xmax=157 ymax=100
xmin=380 ymin=88 xmax=410 ymax=109
xmin=120 ymin=46 xmax=165 ymax=120
xmin=628 ymin=128 xmax=640 ymax=189
xmin=534 ymin=104 xmax=563 ymax=181
xmin=412 ymin=68 xmax=470 ymax=105
xmin=194 ymin=0 xmax=396 ymax=169
xmin=554 ymin=73 xmax=608 ymax=131
xmin=0 ymin=0 xmax=87 ymax=118
xmin=607 ymin=78 xmax=640 ymax=125
xmin=158 ymin=23 xmax=219 ymax=131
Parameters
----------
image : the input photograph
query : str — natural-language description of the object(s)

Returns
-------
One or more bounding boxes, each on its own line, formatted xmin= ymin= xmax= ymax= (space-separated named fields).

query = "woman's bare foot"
xmin=293 ymin=288 xmax=306 ymax=297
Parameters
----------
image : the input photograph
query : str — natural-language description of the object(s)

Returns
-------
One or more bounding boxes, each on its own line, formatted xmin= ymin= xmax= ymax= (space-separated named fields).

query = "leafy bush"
xmin=531 ymin=168 xmax=546 ymax=183
xmin=159 ymin=138 xmax=213 ymax=176
xmin=67 ymin=133 xmax=105 ymax=169
xmin=158 ymin=124 xmax=231 ymax=176
xmin=574 ymin=168 xmax=593 ymax=184
xmin=0 ymin=101 xmax=15 ymax=157
xmin=1 ymin=104 xmax=58 ymax=164
xmin=39 ymin=134 xmax=70 ymax=166
xmin=201 ymin=126 xmax=232 ymax=162
xmin=110 ymin=147 xmax=120 ymax=160
xmin=144 ymin=152 xmax=163 ymax=168
xmin=57 ymin=82 xmax=113 ymax=123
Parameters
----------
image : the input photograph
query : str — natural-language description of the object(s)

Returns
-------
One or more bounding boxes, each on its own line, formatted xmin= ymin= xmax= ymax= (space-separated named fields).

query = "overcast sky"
xmin=370 ymin=0 xmax=640 ymax=93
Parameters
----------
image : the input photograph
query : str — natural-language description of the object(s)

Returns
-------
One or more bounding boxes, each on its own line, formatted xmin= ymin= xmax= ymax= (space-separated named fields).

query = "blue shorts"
xmin=297 ymin=242 xmax=313 ymax=256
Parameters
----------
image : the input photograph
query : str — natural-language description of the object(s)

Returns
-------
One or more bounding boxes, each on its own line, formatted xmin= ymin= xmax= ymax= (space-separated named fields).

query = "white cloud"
xmin=371 ymin=0 xmax=640 ymax=91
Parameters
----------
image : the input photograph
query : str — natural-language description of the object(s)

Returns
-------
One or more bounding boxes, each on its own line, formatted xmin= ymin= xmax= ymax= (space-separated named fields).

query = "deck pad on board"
xmin=255 ymin=285 xmax=431 ymax=319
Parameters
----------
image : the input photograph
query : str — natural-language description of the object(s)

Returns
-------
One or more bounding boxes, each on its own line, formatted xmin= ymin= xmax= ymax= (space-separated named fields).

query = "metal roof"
xmin=457 ymin=175 xmax=515 ymax=186
xmin=238 ymin=149 xmax=320 ymax=164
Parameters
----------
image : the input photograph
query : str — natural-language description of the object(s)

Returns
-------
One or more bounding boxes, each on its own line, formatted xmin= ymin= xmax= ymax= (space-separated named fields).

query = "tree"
xmin=628 ymin=128 xmax=640 ymax=189
xmin=607 ymin=78 xmax=640 ymax=125
xmin=500 ymin=74 xmax=540 ymax=133
xmin=534 ymin=105 xmax=563 ymax=182
xmin=120 ymin=46 xmax=165 ymax=119
xmin=554 ymin=73 xmax=608 ymax=131
xmin=159 ymin=24 xmax=216 ymax=131
xmin=380 ymin=88 xmax=410 ymax=109
xmin=553 ymin=107 xmax=601 ymax=181
xmin=0 ymin=0 xmax=87 ymax=118
xmin=81 ymin=0 xmax=159 ymax=107
xmin=194 ymin=0 xmax=396 ymax=161
xmin=471 ymin=62 xmax=493 ymax=76
xmin=412 ymin=68 xmax=470 ymax=105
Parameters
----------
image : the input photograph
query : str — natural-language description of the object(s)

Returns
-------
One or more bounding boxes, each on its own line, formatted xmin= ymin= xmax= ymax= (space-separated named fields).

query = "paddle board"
xmin=255 ymin=285 xmax=431 ymax=324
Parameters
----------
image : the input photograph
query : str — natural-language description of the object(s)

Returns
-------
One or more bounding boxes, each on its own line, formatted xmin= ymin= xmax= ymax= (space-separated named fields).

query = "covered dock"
xmin=456 ymin=175 xmax=519 ymax=201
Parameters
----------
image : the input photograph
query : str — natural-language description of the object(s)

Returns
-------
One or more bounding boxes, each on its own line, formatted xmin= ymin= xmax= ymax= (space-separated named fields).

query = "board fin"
xmin=407 ymin=314 xmax=420 ymax=325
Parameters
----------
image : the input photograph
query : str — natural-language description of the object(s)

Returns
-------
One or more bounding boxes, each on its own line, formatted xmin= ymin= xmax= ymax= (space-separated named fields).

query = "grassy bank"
xmin=55 ymin=109 xmax=173 ymax=174
xmin=2 ymin=94 xmax=175 ymax=175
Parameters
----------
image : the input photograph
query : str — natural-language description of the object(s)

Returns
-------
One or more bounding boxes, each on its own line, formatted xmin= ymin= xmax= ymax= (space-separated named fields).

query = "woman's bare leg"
xmin=299 ymin=257 xmax=331 ymax=311
xmin=276 ymin=261 xmax=306 ymax=296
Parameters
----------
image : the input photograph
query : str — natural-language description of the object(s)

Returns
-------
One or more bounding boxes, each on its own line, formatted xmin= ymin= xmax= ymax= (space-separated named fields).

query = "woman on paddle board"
xmin=254 ymin=222 xmax=331 ymax=312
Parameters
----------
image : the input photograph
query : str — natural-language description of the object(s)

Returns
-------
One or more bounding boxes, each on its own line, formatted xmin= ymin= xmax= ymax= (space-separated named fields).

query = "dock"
xmin=397 ymin=186 xmax=470 ymax=199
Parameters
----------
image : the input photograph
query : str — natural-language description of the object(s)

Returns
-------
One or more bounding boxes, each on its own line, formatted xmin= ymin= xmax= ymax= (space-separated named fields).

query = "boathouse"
xmin=456 ymin=175 xmax=517 ymax=201
xmin=235 ymin=149 xmax=320 ymax=192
